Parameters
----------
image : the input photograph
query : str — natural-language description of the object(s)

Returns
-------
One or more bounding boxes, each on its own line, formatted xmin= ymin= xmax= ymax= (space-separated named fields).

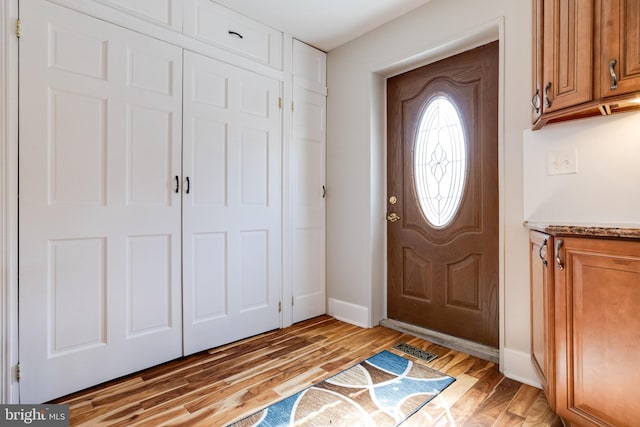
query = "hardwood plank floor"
xmin=53 ymin=315 xmax=561 ymax=426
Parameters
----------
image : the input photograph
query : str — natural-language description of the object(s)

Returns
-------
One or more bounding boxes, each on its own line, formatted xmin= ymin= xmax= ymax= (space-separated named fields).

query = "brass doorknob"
xmin=387 ymin=212 xmax=400 ymax=222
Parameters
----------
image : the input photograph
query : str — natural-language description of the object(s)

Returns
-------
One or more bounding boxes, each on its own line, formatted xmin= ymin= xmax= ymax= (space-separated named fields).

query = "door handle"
xmin=531 ymin=89 xmax=541 ymax=114
xmin=555 ymin=239 xmax=564 ymax=270
xmin=609 ymin=59 xmax=618 ymax=90
xmin=544 ymin=82 xmax=552 ymax=108
xmin=539 ymin=238 xmax=548 ymax=266
xmin=387 ymin=212 xmax=400 ymax=222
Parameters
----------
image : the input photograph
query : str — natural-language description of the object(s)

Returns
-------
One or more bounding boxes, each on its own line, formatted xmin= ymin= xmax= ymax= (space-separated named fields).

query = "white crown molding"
xmin=0 ymin=0 xmax=20 ymax=404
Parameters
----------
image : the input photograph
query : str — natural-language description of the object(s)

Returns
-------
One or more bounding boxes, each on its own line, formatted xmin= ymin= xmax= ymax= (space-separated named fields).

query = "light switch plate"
xmin=547 ymin=149 xmax=577 ymax=175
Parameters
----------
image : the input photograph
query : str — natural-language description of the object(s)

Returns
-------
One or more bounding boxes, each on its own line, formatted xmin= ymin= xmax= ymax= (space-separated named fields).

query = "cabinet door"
xmin=542 ymin=0 xmax=593 ymax=112
xmin=183 ymin=0 xmax=283 ymax=69
xmin=599 ymin=0 xmax=640 ymax=98
xmin=529 ymin=231 xmax=555 ymax=410
xmin=19 ymin=0 xmax=183 ymax=402
xmin=532 ymin=0 xmax=544 ymax=124
xmin=555 ymin=237 xmax=640 ymax=426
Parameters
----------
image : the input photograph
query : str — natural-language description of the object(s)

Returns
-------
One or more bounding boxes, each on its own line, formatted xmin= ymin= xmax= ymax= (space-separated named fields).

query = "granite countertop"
xmin=525 ymin=221 xmax=640 ymax=239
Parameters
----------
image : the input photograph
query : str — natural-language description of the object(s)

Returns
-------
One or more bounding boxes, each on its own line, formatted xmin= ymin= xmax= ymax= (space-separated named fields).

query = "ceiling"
xmin=212 ymin=0 xmax=433 ymax=52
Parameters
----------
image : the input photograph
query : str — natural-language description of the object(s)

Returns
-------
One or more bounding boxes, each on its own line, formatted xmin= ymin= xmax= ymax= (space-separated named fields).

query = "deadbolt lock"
xmin=389 ymin=196 xmax=397 ymax=205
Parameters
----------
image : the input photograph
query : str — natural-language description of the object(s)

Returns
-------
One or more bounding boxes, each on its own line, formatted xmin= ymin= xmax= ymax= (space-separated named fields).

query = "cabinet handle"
xmin=322 ymin=185 xmax=326 ymax=198
xmin=174 ymin=176 xmax=179 ymax=194
xmin=555 ymin=239 xmax=564 ymax=270
xmin=185 ymin=177 xmax=190 ymax=194
xmin=539 ymin=238 xmax=548 ymax=266
xmin=228 ymin=30 xmax=244 ymax=39
xmin=609 ymin=59 xmax=618 ymax=90
xmin=544 ymin=82 xmax=552 ymax=108
xmin=531 ymin=89 xmax=541 ymax=114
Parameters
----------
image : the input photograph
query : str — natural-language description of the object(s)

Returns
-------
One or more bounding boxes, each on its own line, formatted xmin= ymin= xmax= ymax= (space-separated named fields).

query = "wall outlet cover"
xmin=547 ymin=149 xmax=577 ymax=175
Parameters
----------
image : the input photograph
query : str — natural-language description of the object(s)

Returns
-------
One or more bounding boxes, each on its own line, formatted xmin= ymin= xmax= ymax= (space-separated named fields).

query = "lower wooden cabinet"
xmin=529 ymin=231 xmax=555 ymax=410
xmin=530 ymin=232 xmax=640 ymax=426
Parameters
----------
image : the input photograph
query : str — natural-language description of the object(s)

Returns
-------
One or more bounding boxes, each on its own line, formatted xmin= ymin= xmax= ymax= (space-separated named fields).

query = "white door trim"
xmin=0 ymin=0 xmax=20 ymax=404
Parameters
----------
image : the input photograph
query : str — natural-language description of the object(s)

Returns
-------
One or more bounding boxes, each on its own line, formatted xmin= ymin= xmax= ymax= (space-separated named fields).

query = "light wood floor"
xmin=54 ymin=315 xmax=561 ymax=426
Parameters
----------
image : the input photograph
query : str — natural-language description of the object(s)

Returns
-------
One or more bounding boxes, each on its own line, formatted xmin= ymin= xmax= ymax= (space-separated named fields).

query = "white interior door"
xmin=291 ymin=41 xmax=327 ymax=323
xmin=19 ymin=0 xmax=183 ymax=402
xmin=182 ymin=51 xmax=282 ymax=355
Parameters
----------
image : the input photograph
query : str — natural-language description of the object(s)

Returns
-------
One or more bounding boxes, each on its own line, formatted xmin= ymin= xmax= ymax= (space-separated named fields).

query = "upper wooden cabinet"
xmin=532 ymin=0 xmax=544 ymax=123
xmin=532 ymin=0 xmax=640 ymax=128
xmin=542 ymin=0 xmax=594 ymax=114
xmin=599 ymin=0 xmax=640 ymax=99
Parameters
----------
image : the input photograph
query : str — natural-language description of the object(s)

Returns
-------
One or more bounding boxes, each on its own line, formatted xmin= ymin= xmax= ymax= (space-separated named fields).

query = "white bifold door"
xmin=182 ymin=51 xmax=281 ymax=355
xmin=19 ymin=0 xmax=282 ymax=403
xmin=18 ymin=1 xmax=183 ymax=403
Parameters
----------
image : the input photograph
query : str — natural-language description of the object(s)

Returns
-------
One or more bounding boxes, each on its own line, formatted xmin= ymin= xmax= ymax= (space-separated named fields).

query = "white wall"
xmin=524 ymin=111 xmax=640 ymax=224
xmin=326 ymin=0 xmax=538 ymax=384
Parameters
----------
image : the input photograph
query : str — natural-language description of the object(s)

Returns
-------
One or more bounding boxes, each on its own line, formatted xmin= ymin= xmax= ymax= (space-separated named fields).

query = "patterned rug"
xmin=228 ymin=350 xmax=455 ymax=427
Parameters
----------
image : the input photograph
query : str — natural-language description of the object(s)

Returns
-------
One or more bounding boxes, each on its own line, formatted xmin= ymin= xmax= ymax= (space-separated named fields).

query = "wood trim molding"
xmin=0 ymin=0 xmax=19 ymax=404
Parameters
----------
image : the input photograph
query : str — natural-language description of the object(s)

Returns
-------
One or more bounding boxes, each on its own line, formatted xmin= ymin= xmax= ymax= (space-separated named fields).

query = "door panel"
xmin=182 ymin=51 xmax=282 ymax=355
xmin=600 ymin=0 xmax=640 ymax=98
xmin=48 ymin=238 xmax=106 ymax=354
xmin=556 ymin=238 xmax=640 ymax=426
xmin=19 ymin=0 xmax=183 ymax=403
xmin=386 ymin=42 xmax=499 ymax=348
xmin=542 ymin=0 xmax=593 ymax=112
xmin=291 ymin=87 xmax=326 ymax=322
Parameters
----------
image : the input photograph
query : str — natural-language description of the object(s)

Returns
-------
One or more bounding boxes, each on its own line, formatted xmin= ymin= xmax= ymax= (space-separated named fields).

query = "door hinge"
xmin=291 ymin=296 xmax=294 ymax=306
xmin=278 ymin=97 xmax=282 ymax=109
xmin=16 ymin=363 xmax=21 ymax=382
xmin=291 ymin=101 xmax=295 ymax=112
xmin=278 ymin=301 xmax=282 ymax=313
xmin=16 ymin=19 xmax=22 ymax=39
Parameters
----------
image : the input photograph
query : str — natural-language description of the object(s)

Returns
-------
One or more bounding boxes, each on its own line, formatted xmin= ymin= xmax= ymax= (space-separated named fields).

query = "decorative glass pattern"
xmin=414 ymin=95 xmax=467 ymax=227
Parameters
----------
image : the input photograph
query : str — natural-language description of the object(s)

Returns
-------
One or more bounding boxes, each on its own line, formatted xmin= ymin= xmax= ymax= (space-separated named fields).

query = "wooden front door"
xmin=386 ymin=41 xmax=499 ymax=348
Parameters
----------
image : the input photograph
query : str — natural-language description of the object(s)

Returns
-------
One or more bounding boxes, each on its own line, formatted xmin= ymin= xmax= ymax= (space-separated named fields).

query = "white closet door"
xmin=182 ymin=51 xmax=282 ymax=355
xmin=19 ymin=0 xmax=182 ymax=403
xmin=291 ymin=41 xmax=327 ymax=323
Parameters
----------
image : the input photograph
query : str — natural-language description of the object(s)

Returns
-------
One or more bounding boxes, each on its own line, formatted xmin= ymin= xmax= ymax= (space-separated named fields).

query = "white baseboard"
xmin=327 ymin=298 xmax=369 ymax=328
xmin=502 ymin=347 xmax=541 ymax=388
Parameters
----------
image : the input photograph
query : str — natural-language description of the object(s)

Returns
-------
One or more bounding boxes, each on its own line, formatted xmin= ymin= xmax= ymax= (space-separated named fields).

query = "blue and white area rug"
xmin=228 ymin=350 xmax=455 ymax=426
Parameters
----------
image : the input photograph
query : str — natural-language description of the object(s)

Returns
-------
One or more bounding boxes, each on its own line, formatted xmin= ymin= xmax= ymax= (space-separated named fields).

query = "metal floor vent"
xmin=393 ymin=343 xmax=438 ymax=363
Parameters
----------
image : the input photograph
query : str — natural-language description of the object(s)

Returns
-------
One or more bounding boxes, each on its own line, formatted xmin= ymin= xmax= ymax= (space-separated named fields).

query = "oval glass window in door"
xmin=414 ymin=95 xmax=467 ymax=227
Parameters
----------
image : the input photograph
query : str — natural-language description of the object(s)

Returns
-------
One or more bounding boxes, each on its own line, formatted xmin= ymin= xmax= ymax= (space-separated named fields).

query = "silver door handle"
xmin=610 ymin=59 xmax=618 ymax=90
xmin=555 ymin=239 xmax=564 ymax=270
xmin=539 ymin=238 xmax=548 ymax=266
